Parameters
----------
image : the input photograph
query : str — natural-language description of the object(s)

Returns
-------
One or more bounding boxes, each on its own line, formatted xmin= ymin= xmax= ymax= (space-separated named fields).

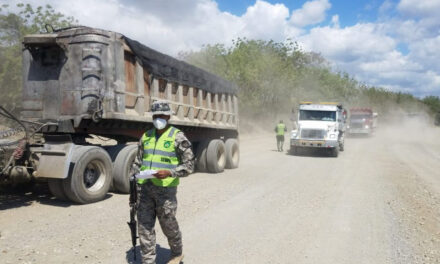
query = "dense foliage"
xmin=422 ymin=96 xmax=440 ymax=114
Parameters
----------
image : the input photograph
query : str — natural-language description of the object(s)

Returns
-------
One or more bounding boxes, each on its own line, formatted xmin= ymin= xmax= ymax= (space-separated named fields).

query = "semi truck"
xmin=289 ymin=102 xmax=346 ymax=157
xmin=0 ymin=26 xmax=240 ymax=204
xmin=347 ymin=108 xmax=374 ymax=135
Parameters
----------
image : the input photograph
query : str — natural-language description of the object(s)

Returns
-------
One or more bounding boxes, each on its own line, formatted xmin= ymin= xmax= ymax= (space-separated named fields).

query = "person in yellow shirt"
xmin=274 ymin=120 xmax=287 ymax=152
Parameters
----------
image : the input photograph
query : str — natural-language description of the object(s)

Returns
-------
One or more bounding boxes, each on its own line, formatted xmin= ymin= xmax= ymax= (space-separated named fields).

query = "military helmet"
xmin=150 ymin=100 xmax=173 ymax=116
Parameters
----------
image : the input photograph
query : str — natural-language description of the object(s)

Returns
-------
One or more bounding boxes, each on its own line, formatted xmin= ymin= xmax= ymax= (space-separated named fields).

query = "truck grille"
xmin=350 ymin=123 xmax=363 ymax=129
xmin=300 ymin=129 xmax=326 ymax=139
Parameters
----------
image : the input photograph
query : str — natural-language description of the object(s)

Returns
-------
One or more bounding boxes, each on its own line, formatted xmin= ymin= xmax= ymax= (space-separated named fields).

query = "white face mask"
xmin=153 ymin=118 xmax=167 ymax=130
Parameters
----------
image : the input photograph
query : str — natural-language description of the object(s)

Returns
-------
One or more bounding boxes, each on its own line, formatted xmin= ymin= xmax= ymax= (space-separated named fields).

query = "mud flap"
xmin=32 ymin=136 xmax=75 ymax=179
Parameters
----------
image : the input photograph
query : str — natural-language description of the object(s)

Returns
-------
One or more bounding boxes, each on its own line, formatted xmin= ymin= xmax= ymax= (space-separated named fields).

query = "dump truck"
xmin=289 ymin=102 xmax=346 ymax=157
xmin=0 ymin=26 xmax=239 ymax=204
xmin=347 ymin=108 xmax=374 ymax=135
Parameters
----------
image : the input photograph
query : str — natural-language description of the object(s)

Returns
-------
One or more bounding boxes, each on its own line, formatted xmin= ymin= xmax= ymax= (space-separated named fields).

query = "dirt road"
xmin=1 ymin=122 xmax=439 ymax=264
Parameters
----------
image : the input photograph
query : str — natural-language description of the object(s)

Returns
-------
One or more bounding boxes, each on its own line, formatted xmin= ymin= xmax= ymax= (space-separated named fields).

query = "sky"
xmin=4 ymin=0 xmax=440 ymax=97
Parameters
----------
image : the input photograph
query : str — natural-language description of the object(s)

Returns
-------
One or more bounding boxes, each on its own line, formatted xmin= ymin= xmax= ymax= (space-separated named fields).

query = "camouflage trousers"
xmin=137 ymin=181 xmax=182 ymax=264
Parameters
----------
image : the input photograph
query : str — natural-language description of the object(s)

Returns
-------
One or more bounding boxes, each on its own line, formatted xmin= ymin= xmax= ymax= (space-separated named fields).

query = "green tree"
xmin=422 ymin=96 xmax=440 ymax=113
xmin=0 ymin=3 xmax=76 ymax=112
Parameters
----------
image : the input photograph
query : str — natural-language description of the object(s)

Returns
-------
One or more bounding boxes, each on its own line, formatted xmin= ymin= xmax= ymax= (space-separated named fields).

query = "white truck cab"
xmin=290 ymin=102 xmax=347 ymax=157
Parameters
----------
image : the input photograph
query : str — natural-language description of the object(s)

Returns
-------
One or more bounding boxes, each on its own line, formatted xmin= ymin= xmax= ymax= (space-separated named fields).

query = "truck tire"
xmin=206 ymin=139 xmax=226 ymax=173
xmin=105 ymin=144 xmax=125 ymax=192
xmin=63 ymin=146 xmax=112 ymax=204
xmin=48 ymin=179 xmax=68 ymax=201
xmin=112 ymin=144 xmax=137 ymax=194
xmin=225 ymin=138 xmax=239 ymax=169
xmin=195 ymin=140 xmax=208 ymax=172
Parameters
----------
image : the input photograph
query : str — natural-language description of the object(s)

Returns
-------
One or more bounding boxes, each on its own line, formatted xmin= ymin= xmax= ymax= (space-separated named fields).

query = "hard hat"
xmin=150 ymin=100 xmax=173 ymax=116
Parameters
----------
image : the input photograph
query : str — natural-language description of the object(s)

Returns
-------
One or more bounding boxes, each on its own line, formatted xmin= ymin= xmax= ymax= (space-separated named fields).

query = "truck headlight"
xmin=329 ymin=134 xmax=336 ymax=139
xmin=291 ymin=130 xmax=297 ymax=139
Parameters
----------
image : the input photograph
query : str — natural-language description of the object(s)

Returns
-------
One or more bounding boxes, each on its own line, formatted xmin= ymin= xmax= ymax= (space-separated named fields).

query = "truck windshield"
xmin=299 ymin=110 xmax=336 ymax=121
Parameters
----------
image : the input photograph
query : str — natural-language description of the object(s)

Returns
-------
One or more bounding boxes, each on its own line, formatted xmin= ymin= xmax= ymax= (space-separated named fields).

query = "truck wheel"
xmin=225 ymin=138 xmax=239 ymax=169
xmin=206 ymin=139 xmax=226 ymax=173
xmin=195 ymin=140 xmax=208 ymax=172
xmin=48 ymin=179 xmax=68 ymax=201
xmin=112 ymin=144 xmax=137 ymax=194
xmin=63 ymin=146 xmax=112 ymax=204
xmin=105 ymin=145 xmax=125 ymax=192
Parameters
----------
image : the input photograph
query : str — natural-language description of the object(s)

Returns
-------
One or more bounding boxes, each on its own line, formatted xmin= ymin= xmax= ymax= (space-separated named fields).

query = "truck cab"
xmin=290 ymin=102 xmax=346 ymax=157
xmin=347 ymin=108 xmax=374 ymax=135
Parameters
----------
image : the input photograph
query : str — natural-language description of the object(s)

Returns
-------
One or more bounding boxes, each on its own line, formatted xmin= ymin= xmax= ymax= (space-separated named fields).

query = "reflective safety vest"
xmin=138 ymin=126 xmax=180 ymax=187
xmin=276 ymin=123 xmax=286 ymax=136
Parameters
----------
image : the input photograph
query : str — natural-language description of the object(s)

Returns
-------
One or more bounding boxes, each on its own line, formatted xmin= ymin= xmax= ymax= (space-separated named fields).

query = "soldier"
xmin=132 ymin=100 xmax=194 ymax=264
xmin=274 ymin=120 xmax=287 ymax=152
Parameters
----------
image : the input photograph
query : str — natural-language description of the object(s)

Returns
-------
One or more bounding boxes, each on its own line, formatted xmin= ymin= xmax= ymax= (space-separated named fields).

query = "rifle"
xmin=127 ymin=174 xmax=138 ymax=261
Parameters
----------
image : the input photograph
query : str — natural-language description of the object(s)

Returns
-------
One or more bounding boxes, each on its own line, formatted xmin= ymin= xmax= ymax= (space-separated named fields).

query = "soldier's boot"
xmin=167 ymin=254 xmax=184 ymax=264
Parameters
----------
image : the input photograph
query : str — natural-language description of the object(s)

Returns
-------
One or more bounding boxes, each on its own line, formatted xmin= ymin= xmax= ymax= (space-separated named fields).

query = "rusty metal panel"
xmin=158 ymin=79 xmax=166 ymax=99
xmin=135 ymin=61 xmax=145 ymax=115
xmin=124 ymin=52 xmax=136 ymax=108
xmin=143 ymin=69 xmax=151 ymax=111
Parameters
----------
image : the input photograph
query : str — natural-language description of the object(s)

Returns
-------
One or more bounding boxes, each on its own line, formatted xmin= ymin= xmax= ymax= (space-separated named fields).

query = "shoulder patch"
xmin=164 ymin=140 xmax=172 ymax=148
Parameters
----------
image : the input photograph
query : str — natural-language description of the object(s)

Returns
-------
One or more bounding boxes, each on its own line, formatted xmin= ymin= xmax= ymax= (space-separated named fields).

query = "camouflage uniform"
xmin=132 ymin=131 xmax=194 ymax=264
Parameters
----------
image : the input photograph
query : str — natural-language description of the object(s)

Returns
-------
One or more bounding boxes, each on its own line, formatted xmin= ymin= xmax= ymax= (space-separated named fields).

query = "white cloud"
xmin=296 ymin=20 xmax=440 ymax=96
xmin=397 ymin=0 xmax=440 ymax=17
xmin=331 ymin=15 xmax=339 ymax=28
xmin=408 ymin=36 xmax=440 ymax=72
xmin=290 ymin=0 xmax=331 ymax=27
xmin=299 ymin=23 xmax=395 ymax=62
xmin=379 ymin=0 xmax=395 ymax=16
xmin=241 ymin=0 xmax=290 ymax=41
xmin=6 ymin=0 xmax=296 ymax=54
xmin=360 ymin=51 xmax=419 ymax=73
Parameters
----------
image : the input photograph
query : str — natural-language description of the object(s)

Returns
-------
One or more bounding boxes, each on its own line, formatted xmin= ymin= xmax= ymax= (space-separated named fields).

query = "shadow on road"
xmin=126 ymin=244 xmax=175 ymax=264
xmin=0 ymin=183 xmax=113 ymax=210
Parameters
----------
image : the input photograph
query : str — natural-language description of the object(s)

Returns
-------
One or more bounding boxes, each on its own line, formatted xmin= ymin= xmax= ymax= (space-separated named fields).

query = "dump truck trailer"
xmin=0 ymin=26 xmax=239 ymax=203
